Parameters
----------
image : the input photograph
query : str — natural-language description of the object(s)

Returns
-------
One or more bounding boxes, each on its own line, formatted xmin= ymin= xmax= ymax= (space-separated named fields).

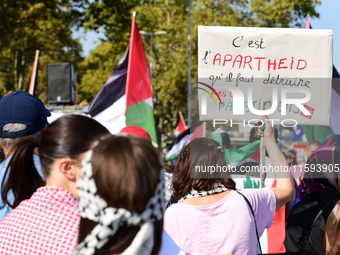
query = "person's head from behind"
xmin=306 ymin=140 xmax=321 ymax=157
xmin=76 ymin=135 xmax=164 ymax=255
xmin=288 ymin=149 xmax=297 ymax=158
xmin=287 ymin=149 xmax=298 ymax=165
xmin=0 ymin=91 xmax=51 ymax=156
xmin=322 ymin=134 xmax=340 ymax=149
xmin=304 ymin=134 xmax=340 ymax=181
xmin=172 ymin=137 xmax=236 ymax=201
xmin=286 ymin=154 xmax=294 ymax=165
xmin=2 ymin=114 xmax=109 ymax=208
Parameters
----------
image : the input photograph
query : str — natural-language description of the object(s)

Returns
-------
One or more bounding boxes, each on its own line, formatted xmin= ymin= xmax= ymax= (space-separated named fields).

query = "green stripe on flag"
xmin=224 ymin=140 xmax=260 ymax=164
xmin=126 ymin=101 xmax=158 ymax=146
xmin=210 ymin=133 xmax=260 ymax=164
xmin=301 ymin=126 xmax=333 ymax=143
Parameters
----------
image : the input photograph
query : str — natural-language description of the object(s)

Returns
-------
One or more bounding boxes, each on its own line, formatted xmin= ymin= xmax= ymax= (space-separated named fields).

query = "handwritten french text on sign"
xmin=198 ymin=26 xmax=333 ymax=126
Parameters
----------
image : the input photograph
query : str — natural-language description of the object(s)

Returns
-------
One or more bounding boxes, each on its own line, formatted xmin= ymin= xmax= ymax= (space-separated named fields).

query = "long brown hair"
xmin=172 ymin=137 xmax=236 ymax=200
xmin=78 ymin=135 xmax=163 ymax=255
xmin=1 ymin=114 xmax=109 ymax=208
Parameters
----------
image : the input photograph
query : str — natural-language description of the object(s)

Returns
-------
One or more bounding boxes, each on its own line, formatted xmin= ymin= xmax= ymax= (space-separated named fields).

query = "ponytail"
xmin=1 ymin=135 xmax=45 ymax=208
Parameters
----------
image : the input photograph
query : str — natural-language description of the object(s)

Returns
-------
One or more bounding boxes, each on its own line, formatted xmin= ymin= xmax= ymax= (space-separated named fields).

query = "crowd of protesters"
xmin=0 ymin=91 xmax=339 ymax=255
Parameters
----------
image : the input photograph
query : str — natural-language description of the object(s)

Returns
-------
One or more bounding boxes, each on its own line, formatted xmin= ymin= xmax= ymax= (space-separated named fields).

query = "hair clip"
xmin=217 ymin=146 xmax=223 ymax=152
xmin=182 ymin=150 xmax=187 ymax=158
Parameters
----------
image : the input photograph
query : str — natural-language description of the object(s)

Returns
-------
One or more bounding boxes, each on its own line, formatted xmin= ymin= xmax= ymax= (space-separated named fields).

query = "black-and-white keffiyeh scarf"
xmin=177 ymin=183 xmax=229 ymax=203
xmin=75 ymin=141 xmax=165 ymax=255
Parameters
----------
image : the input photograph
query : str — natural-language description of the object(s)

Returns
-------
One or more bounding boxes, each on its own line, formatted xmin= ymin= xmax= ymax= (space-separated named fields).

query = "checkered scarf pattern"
xmin=75 ymin=142 xmax=165 ymax=255
xmin=177 ymin=183 xmax=229 ymax=203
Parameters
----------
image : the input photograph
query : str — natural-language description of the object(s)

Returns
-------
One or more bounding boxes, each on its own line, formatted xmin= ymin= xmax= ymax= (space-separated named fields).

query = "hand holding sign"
xmin=257 ymin=115 xmax=276 ymax=144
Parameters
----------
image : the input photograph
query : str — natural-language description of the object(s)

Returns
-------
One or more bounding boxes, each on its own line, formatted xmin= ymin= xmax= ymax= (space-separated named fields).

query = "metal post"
xmin=139 ymin=30 xmax=167 ymax=84
xmin=149 ymin=34 xmax=153 ymax=84
xmin=139 ymin=30 xmax=167 ymax=151
xmin=187 ymin=0 xmax=192 ymax=128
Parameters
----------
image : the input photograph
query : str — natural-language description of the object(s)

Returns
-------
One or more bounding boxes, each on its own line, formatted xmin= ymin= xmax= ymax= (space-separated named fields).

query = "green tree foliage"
xmin=78 ymin=0 xmax=321 ymax=134
xmin=0 ymin=0 xmax=85 ymax=100
xmin=78 ymin=41 xmax=128 ymax=104
xmin=0 ymin=0 xmax=321 ymax=134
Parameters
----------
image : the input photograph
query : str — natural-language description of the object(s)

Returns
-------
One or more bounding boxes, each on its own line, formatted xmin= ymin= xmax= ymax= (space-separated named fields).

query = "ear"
xmin=59 ymin=158 xmax=77 ymax=182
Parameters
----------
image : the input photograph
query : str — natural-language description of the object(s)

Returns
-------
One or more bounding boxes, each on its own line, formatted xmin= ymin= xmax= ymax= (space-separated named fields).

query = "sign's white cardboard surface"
xmin=198 ymin=26 xmax=333 ymax=126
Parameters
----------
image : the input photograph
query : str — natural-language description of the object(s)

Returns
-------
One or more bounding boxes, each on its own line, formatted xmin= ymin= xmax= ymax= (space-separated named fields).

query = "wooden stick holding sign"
xmin=259 ymin=125 xmax=266 ymax=188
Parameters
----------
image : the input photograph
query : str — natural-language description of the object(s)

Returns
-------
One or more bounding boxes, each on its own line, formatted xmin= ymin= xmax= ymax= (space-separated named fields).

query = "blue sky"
xmin=311 ymin=0 xmax=340 ymax=70
xmin=74 ymin=28 xmax=103 ymax=58
xmin=78 ymin=1 xmax=340 ymax=69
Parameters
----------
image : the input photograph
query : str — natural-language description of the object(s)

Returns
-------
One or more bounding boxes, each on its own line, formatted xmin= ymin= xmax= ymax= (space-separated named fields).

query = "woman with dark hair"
xmin=164 ymin=116 xmax=294 ymax=255
xmin=285 ymin=134 xmax=340 ymax=255
xmin=0 ymin=114 xmax=109 ymax=254
xmin=75 ymin=135 xmax=164 ymax=255
xmin=287 ymin=149 xmax=298 ymax=166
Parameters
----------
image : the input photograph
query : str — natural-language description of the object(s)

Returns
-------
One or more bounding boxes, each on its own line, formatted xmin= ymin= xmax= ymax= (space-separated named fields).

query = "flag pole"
xmin=28 ymin=50 xmax=40 ymax=96
xmin=260 ymin=137 xmax=265 ymax=188
xmin=203 ymin=121 xmax=206 ymax=137
xmin=187 ymin=0 xmax=192 ymax=128
xmin=259 ymin=123 xmax=266 ymax=188
xmin=306 ymin=14 xmax=310 ymax=29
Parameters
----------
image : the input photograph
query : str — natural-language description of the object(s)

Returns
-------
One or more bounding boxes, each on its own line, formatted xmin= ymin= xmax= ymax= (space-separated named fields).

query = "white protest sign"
xmin=198 ymin=26 xmax=333 ymax=126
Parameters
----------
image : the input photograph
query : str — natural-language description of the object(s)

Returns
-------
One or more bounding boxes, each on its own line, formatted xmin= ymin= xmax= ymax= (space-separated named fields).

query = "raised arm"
xmin=258 ymin=116 xmax=295 ymax=211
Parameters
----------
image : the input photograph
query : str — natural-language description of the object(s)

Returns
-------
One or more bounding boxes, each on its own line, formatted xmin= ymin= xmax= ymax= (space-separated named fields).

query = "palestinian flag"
xmin=190 ymin=122 xmax=205 ymax=141
xmin=210 ymin=132 xmax=260 ymax=170
xmin=125 ymin=14 xmax=157 ymax=145
xmin=165 ymin=123 xmax=206 ymax=161
xmin=175 ymin=111 xmax=187 ymax=136
xmin=166 ymin=128 xmax=190 ymax=161
xmin=82 ymin=49 xmax=128 ymax=134
xmin=83 ymin=14 xmax=158 ymax=146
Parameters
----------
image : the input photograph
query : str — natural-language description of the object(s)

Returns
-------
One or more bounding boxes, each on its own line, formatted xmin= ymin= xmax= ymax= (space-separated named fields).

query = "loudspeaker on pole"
xmin=47 ymin=63 xmax=76 ymax=105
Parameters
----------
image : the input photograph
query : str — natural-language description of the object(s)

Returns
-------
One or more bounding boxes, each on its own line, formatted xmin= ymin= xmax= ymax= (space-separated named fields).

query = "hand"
xmin=257 ymin=115 xmax=276 ymax=143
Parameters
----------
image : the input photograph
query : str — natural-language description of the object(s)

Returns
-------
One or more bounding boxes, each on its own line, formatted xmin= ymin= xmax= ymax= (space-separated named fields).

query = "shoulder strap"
xmin=236 ymin=191 xmax=262 ymax=254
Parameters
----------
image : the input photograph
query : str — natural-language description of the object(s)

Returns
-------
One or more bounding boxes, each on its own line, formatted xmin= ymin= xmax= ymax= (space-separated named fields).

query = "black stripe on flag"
xmin=83 ymin=49 xmax=129 ymax=117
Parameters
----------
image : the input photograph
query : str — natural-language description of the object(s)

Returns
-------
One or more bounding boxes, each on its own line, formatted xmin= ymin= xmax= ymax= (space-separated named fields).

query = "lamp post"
xmin=187 ymin=0 xmax=192 ymax=128
xmin=139 ymin=30 xmax=167 ymax=83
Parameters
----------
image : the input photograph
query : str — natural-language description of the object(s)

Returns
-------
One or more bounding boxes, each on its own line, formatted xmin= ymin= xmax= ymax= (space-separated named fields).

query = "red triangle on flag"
xmin=126 ymin=15 xmax=152 ymax=107
xmin=175 ymin=111 xmax=187 ymax=136
xmin=190 ymin=123 xmax=205 ymax=141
